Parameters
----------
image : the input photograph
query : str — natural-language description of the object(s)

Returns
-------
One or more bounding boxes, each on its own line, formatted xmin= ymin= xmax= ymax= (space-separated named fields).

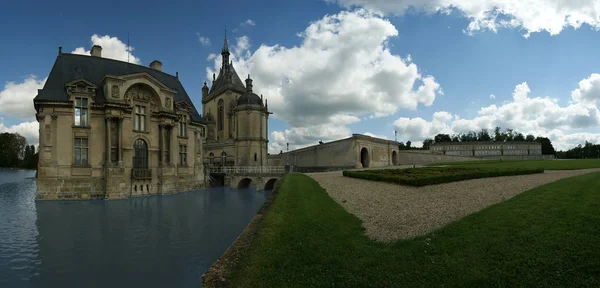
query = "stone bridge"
xmin=208 ymin=166 xmax=286 ymax=190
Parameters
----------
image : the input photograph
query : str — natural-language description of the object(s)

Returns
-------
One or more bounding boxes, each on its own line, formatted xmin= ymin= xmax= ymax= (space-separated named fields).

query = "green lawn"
xmin=343 ymin=166 xmax=543 ymax=186
xmin=427 ymin=159 xmax=600 ymax=170
xmin=230 ymin=172 xmax=600 ymax=287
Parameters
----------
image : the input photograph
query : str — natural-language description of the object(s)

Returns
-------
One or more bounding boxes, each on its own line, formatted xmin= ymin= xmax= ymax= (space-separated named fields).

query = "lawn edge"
xmin=201 ymin=177 xmax=284 ymax=288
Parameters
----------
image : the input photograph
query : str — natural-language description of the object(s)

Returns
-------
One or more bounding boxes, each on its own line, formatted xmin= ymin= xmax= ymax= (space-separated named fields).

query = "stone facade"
xmin=34 ymin=46 xmax=207 ymax=200
xmin=201 ymin=33 xmax=274 ymax=189
xmin=269 ymin=134 xmax=400 ymax=171
xmin=430 ymin=141 xmax=543 ymax=157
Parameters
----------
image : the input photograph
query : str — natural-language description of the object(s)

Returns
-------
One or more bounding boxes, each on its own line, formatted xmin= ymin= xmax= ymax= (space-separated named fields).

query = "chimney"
xmin=202 ymin=82 xmax=209 ymax=98
xmin=149 ymin=60 xmax=162 ymax=71
xmin=91 ymin=45 xmax=102 ymax=57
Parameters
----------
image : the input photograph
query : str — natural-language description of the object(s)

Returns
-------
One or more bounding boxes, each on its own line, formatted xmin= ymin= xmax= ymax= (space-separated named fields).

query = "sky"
xmin=2 ymin=0 xmax=600 ymax=153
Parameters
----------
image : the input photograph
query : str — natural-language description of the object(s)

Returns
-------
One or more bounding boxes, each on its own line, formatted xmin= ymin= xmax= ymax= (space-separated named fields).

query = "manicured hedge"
xmin=342 ymin=167 xmax=544 ymax=187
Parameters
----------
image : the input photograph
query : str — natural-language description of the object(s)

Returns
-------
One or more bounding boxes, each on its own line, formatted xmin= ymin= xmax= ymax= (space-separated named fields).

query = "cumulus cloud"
xmin=72 ymin=34 xmax=141 ymax=64
xmin=196 ymin=33 xmax=211 ymax=46
xmin=393 ymin=77 xmax=600 ymax=150
xmin=0 ymin=75 xmax=46 ymax=120
xmin=206 ymin=9 xmax=442 ymax=153
xmin=241 ymin=19 xmax=256 ymax=27
xmin=364 ymin=132 xmax=389 ymax=139
xmin=328 ymin=0 xmax=600 ymax=37
xmin=0 ymin=119 xmax=39 ymax=147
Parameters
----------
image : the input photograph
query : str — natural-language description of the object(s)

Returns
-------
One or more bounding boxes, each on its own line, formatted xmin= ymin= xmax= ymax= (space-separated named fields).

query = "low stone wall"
xmin=36 ymin=177 xmax=106 ymax=200
xmin=480 ymin=155 xmax=555 ymax=160
xmin=293 ymin=166 xmax=355 ymax=173
xmin=201 ymin=175 xmax=284 ymax=288
xmin=398 ymin=151 xmax=480 ymax=165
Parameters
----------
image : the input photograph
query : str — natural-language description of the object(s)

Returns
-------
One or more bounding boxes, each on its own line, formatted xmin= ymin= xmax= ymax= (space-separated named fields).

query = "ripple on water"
xmin=1 ymin=170 xmax=270 ymax=288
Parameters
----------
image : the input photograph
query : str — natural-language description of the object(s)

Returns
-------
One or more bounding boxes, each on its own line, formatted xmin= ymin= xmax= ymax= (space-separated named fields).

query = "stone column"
xmin=105 ymin=115 xmax=112 ymax=166
xmin=118 ymin=116 xmax=123 ymax=164
xmin=158 ymin=123 xmax=163 ymax=165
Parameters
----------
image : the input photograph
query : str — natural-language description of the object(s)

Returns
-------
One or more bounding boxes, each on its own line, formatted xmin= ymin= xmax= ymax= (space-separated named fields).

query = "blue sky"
xmin=1 ymin=0 xmax=600 ymax=152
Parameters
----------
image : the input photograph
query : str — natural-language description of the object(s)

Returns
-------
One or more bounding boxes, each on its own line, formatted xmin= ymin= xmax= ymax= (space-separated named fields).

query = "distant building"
xmin=429 ymin=141 xmax=542 ymax=157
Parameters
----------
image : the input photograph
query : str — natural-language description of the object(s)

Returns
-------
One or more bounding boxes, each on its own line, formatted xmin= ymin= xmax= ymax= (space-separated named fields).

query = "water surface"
xmin=0 ymin=170 xmax=269 ymax=288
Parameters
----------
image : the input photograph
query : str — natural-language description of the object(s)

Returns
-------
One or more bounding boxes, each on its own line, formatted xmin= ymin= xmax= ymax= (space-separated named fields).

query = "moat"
xmin=0 ymin=170 xmax=270 ymax=288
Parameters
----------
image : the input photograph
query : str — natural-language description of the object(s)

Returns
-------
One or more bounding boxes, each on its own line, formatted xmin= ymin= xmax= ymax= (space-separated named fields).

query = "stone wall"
xmin=397 ymin=150 xmax=480 ymax=165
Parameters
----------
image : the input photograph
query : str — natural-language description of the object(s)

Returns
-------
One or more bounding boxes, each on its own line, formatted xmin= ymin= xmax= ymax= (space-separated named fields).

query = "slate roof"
xmin=34 ymin=53 xmax=206 ymax=124
xmin=237 ymin=92 xmax=263 ymax=106
xmin=208 ymin=64 xmax=247 ymax=96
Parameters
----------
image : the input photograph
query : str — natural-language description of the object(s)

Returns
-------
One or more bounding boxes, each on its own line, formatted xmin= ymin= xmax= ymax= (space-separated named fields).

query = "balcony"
xmin=131 ymin=168 xmax=152 ymax=180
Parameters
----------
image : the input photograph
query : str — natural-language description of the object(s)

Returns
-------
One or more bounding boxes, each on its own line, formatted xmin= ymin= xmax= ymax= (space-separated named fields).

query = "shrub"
xmin=342 ymin=167 xmax=544 ymax=187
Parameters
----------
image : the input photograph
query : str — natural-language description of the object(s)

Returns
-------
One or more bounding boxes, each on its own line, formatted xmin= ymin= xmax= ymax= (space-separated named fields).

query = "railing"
xmin=208 ymin=166 xmax=286 ymax=175
xmin=131 ymin=168 xmax=152 ymax=180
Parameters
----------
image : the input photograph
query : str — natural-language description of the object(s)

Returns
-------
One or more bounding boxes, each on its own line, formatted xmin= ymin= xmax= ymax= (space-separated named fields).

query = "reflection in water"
xmin=0 ymin=170 xmax=270 ymax=288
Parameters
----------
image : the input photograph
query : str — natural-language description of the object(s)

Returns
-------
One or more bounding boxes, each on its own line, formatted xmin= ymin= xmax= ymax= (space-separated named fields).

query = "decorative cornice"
xmin=35 ymin=112 xmax=45 ymax=122
xmin=50 ymin=113 xmax=58 ymax=120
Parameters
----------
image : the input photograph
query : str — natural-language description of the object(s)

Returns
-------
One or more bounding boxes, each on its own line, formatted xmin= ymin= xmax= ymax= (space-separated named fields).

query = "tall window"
xmin=209 ymin=152 xmax=214 ymax=165
xmin=74 ymin=137 xmax=88 ymax=165
xmin=74 ymin=97 xmax=88 ymax=126
xmin=179 ymin=115 xmax=187 ymax=137
xmin=179 ymin=145 xmax=187 ymax=166
xmin=133 ymin=139 xmax=148 ymax=168
xmin=221 ymin=151 xmax=227 ymax=166
xmin=218 ymin=99 xmax=224 ymax=131
xmin=134 ymin=105 xmax=146 ymax=131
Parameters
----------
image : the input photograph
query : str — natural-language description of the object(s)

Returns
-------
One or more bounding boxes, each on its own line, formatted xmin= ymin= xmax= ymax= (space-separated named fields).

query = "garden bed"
xmin=342 ymin=167 xmax=544 ymax=186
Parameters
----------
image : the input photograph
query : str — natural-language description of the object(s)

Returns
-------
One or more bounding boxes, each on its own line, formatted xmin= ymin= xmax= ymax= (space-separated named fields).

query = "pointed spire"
xmin=222 ymin=25 xmax=230 ymax=54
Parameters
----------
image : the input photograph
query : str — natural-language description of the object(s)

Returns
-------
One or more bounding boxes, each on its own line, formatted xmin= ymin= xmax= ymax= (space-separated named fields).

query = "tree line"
xmin=556 ymin=141 xmax=600 ymax=159
xmin=0 ymin=132 xmax=38 ymax=169
xmin=401 ymin=127 xmax=557 ymax=155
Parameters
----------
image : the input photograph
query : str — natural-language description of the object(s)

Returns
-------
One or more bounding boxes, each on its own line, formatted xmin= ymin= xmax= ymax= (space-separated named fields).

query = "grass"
xmin=426 ymin=159 xmax=600 ymax=170
xmin=229 ymin=172 xmax=600 ymax=287
xmin=342 ymin=166 xmax=544 ymax=186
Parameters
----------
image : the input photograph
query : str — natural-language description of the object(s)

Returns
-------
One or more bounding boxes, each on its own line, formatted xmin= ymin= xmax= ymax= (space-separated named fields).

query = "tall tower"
xmin=234 ymin=74 xmax=271 ymax=166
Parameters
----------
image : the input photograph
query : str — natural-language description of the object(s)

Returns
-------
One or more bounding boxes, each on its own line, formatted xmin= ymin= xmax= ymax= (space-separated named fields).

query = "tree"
xmin=422 ymin=138 xmax=433 ymax=150
xmin=398 ymin=142 xmax=406 ymax=150
xmin=525 ymin=134 xmax=535 ymax=142
xmin=451 ymin=135 xmax=460 ymax=142
xmin=477 ymin=129 xmax=491 ymax=141
xmin=494 ymin=126 xmax=503 ymax=142
xmin=535 ymin=137 xmax=556 ymax=155
xmin=406 ymin=141 xmax=412 ymax=148
xmin=434 ymin=134 xmax=452 ymax=143
xmin=514 ymin=133 xmax=525 ymax=141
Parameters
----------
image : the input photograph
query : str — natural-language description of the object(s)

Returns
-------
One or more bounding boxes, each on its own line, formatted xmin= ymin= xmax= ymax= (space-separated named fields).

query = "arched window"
xmin=217 ymin=99 xmax=224 ymax=131
xmin=209 ymin=152 xmax=214 ymax=165
xmin=254 ymin=153 xmax=257 ymax=162
xmin=133 ymin=139 xmax=148 ymax=169
xmin=221 ymin=151 xmax=227 ymax=166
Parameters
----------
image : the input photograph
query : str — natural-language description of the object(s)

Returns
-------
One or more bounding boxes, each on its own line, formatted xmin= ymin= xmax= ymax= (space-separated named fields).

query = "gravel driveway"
xmin=306 ymin=167 xmax=600 ymax=243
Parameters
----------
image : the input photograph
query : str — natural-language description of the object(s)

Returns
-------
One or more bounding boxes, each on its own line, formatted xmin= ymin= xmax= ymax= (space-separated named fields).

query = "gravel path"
xmin=307 ymin=167 xmax=600 ymax=243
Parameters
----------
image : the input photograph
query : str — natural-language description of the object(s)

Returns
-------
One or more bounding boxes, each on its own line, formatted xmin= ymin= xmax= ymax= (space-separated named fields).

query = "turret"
xmin=245 ymin=74 xmax=253 ymax=92
xmin=202 ymin=81 xmax=209 ymax=98
xmin=221 ymin=31 xmax=230 ymax=68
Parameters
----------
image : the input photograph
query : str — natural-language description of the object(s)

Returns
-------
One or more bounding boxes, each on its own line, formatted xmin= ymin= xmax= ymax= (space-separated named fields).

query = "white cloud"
xmin=393 ymin=77 xmax=600 ymax=150
xmin=72 ymin=34 xmax=141 ymax=64
xmin=0 ymin=119 xmax=39 ymax=147
xmin=364 ymin=132 xmax=389 ymax=139
xmin=196 ymin=33 xmax=211 ymax=46
xmin=241 ymin=19 xmax=256 ymax=27
xmin=490 ymin=94 xmax=496 ymax=99
xmin=328 ymin=0 xmax=600 ymax=37
xmin=206 ymin=9 xmax=442 ymax=153
xmin=0 ymin=75 xmax=46 ymax=121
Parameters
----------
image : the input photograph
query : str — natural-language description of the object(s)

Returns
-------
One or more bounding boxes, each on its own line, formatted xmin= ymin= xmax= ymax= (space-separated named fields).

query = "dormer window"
xmin=74 ymin=97 xmax=88 ymax=126
xmin=179 ymin=115 xmax=187 ymax=137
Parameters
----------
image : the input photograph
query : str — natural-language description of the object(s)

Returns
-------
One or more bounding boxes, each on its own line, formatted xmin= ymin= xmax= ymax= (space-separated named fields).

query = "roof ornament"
xmin=58 ymin=46 xmax=62 ymax=55
xmin=213 ymin=73 xmax=216 ymax=81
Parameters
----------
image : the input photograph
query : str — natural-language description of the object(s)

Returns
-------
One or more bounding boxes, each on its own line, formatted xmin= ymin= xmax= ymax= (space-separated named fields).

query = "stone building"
xmin=201 ymin=34 xmax=271 ymax=169
xmin=34 ymin=45 xmax=208 ymax=200
xmin=429 ymin=141 xmax=543 ymax=157
xmin=267 ymin=134 xmax=400 ymax=172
